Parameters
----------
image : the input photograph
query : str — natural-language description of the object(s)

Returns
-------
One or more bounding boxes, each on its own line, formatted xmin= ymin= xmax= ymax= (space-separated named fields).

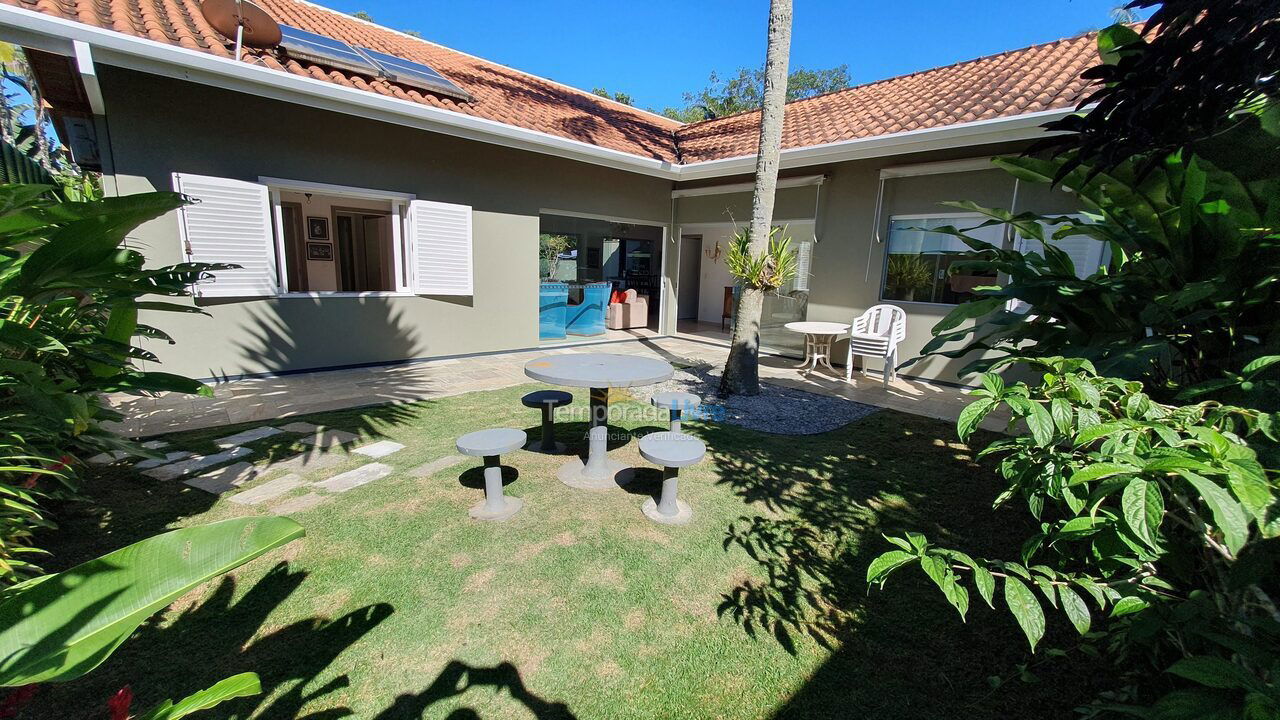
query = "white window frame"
xmin=258 ymin=177 xmax=417 ymax=298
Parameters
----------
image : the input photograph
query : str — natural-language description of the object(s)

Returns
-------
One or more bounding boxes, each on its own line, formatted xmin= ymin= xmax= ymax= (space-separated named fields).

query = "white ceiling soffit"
xmin=0 ymin=3 xmax=1079 ymax=182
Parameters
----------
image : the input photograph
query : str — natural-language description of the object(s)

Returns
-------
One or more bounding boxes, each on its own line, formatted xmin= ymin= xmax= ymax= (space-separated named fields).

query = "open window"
xmin=172 ymin=173 xmax=472 ymax=298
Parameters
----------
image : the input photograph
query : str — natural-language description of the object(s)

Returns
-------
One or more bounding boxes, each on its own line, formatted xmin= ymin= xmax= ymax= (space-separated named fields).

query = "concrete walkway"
xmin=107 ymin=336 xmax=984 ymax=438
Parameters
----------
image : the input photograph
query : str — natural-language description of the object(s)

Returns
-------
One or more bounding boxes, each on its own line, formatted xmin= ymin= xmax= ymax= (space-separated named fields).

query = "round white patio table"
xmin=524 ymin=353 xmax=674 ymax=489
xmin=784 ymin=321 xmax=851 ymax=375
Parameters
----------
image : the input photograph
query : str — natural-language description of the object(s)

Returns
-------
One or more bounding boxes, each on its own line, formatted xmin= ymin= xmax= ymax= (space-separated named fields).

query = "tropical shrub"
xmin=724 ymin=225 xmax=798 ymax=292
xmin=868 ymin=357 xmax=1280 ymax=716
xmin=0 ymin=517 xmax=304 ymax=717
xmin=910 ymin=149 xmax=1279 ymax=405
xmin=1038 ymin=2 xmax=1280 ymax=176
xmin=0 ymin=184 xmax=229 ymax=582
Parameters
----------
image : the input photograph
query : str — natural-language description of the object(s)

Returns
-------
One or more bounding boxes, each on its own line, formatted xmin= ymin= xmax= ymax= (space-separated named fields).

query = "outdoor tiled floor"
xmin=107 ymin=336 xmax=989 ymax=437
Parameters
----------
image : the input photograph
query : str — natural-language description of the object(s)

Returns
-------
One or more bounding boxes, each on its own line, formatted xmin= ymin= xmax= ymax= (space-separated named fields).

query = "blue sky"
xmin=319 ymin=1 xmax=1144 ymax=112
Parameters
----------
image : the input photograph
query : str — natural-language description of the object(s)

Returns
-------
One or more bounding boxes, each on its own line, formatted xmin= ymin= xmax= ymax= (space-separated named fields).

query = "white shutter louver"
xmin=172 ymin=173 xmax=277 ymax=297
xmin=793 ymin=240 xmax=812 ymax=291
xmin=409 ymin=199 xmax=473 ymax=296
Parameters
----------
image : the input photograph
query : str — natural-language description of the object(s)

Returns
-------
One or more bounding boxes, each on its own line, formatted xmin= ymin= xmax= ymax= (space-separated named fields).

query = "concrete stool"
xmin=456 ymin=428 xmax=528 ymax=521
xmin=521 ymin=390 xmax=573 ymax=454
xmin=637 ymin=431 xmax=704 ymax=525
xmin=650 ymin=391 xmax=701 ymax=432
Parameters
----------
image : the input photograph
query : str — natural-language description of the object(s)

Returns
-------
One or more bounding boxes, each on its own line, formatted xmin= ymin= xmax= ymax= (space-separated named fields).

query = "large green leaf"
xmin=1179 ymin=471 xmax=1250 ymax=555
xmin=1057 ymin=584 xmax=1091 ymax=635
xmin=1121 ymin=477 xmax=1164 ymax=551
xmin=137 ymin=672 xmax=262 ymax=720
xmin=957 ymin=398 xmax=996 ymax=441
xmin=0 ymin=517 xmax=304 ymax=685
xmin=865 ymin=550 xmax=915 ymax=585
xmin=1003 ymin=576 xmax=1045 ymax=651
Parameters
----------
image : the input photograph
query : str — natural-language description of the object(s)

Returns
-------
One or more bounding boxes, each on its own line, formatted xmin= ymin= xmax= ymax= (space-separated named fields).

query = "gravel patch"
xmin=635 ymin=364 xmax=878 ymax=435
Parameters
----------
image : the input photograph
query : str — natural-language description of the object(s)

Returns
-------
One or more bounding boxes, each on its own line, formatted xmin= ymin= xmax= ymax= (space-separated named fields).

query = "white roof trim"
xmin=0 ymin=3 xmax=1082 ymax=182
xmin=671 ymin=174 xmax=825 ymax=198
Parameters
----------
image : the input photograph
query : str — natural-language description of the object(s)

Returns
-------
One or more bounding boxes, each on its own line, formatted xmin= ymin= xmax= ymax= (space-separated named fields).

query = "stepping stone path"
xmin=410 ymin=454 xmax=465 ymax=478
xmin=142 ymin=447 xmax=252 ymax=481
xmin=300 ymin=429 xmax=359 ymax=449
xmin=184 ymin=462 xmax=259 ymax=494
xmin=214 ymin=426 xmax=283 ymax=448
xmin=352 ymin=440 xmax=405 ymax=459
xmin=271 ymin=492 xmax=327 ymax=515
xmin=313 ymin=463 xmax=393 ymax=493
xmin=228 ymin=474 xmax=304 ymax=505
xmin=277 ymin=421 xmax=320 ymax=433
xmin=135 ymin=450 xmax=195 ymax=470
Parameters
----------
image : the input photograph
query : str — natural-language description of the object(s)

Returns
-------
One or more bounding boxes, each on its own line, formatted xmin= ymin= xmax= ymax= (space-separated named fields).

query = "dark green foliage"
xmin=868 ymin=358 xmax=1280 ymax=715
xmin=908 ymin=149 xmax=1280 ymax=405
xmin=1038 ymin=1 xmax=1280 ymax=176
xmin=0 ymin=185 xmax=230 ymax=582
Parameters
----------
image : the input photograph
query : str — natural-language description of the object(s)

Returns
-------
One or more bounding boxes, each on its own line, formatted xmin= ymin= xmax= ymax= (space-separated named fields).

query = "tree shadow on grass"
xmin=372 ymin=660 xmax=575 ymax=720
xmin=20 ymin=563 xmax=394 ymax=720
xmin=702 ymin=409 xmax=1108 ymax=718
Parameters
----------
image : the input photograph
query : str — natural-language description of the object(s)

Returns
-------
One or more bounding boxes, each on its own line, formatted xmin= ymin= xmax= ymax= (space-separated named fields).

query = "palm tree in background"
xmin=719 ymin=0 xmax=793 ymax=396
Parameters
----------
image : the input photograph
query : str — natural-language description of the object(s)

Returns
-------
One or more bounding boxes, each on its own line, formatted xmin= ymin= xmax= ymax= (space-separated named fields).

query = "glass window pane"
xmin=881 ymin=216 xmax=1002 ymax=304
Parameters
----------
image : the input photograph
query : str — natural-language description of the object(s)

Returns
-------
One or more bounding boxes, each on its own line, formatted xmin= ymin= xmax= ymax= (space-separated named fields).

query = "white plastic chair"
xmin=845 ymin=304 xmax=907 ymax=386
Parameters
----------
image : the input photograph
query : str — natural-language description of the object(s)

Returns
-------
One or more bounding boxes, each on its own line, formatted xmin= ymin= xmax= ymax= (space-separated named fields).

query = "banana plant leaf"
xmin=0 ymin=517 xmax=304 ymax=686
xmin=137 ymin=672 xmax=262 ymax=720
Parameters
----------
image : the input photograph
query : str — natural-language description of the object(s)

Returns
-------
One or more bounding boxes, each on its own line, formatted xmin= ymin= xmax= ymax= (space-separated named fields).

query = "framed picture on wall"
xmin=307 ymin=216 xmax=329 ymax=240
xmin=306 ymin=242 xmax=333 ymax=261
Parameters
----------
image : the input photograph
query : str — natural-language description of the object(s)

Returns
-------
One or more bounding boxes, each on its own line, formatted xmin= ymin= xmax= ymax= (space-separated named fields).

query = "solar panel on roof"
xmin=355 ymin=46 xmax=472 ymax=101
xmin=278 ymin=25 xmax=380 ymax=76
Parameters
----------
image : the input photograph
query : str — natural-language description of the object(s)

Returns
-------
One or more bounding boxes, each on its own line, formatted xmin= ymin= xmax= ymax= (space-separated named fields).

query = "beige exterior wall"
xmin=102 ymin=66 xmax=1076 ymax=386
xmin=100 ymin=67 xmax=674 ymax=379
xmin=673 ymin=146 xmax=1079 ymax=386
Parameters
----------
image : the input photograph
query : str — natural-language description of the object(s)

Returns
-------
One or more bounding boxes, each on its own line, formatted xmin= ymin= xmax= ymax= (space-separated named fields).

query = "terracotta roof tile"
xmin=5 ymin=0 xmax=1105 ymax=165
xmin=674 ymin=31 xmax=1101 ymax=164
xmin=4 ymin=0 xmax=684 ymax=161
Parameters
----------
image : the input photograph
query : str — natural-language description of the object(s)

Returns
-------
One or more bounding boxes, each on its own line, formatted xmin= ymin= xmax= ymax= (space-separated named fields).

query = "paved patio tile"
xmin=141 ymin=447 xmax=253 ymax=481
xmin=228 ymin=474 xmax=305 ymax=505
xmin=135 ymin=450 xmax=195 ymax=470
xmin=184 ymin=462 xmax=259 ymax=494
xmin=278 ymin=421 xmax=320 ymax=433
xmin=299 ymin=429 xmax=359 ymax=448
xmin=271 ymin=492 xmax=328 ymax=515
xmin=409 ymin=454 xmax=465 ymax=478
xmin=352 ymin=440 xmax=405 ymax=458
xmin=312 ymin=463 xmax=392 ymax=493
xmin=214 ymin=426 xmax=284 ymax=448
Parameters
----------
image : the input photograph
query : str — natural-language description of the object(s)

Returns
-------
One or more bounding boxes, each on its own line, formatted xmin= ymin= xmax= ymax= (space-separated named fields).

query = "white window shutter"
xmin=172 ymin=173 xmax=277 ymax=297
xmin=793 ymin=240 xmax=812 ymax=291
xmin=409 ymin=199 xmax=473 ymax=295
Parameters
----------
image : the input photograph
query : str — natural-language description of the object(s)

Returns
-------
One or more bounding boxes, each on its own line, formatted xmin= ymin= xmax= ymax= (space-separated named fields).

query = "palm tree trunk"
xmin=719 ymin=0 xmax=792 ymax=396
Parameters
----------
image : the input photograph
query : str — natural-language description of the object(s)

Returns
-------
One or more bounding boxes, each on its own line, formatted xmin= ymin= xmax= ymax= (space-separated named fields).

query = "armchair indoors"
xmin=606 ymin=288 xmax=649 ymax=330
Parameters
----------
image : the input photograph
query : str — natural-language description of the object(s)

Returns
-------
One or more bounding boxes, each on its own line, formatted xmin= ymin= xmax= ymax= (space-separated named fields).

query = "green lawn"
xmin=31 ymin=384 xmax=1109 ymax=719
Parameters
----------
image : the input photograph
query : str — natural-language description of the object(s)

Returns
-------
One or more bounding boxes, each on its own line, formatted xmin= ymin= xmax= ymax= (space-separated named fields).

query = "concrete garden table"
xmin=524 ymin=353 xmax=673 ymax=489
xmin=784 ymin=321 xmax=851 ymax=375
